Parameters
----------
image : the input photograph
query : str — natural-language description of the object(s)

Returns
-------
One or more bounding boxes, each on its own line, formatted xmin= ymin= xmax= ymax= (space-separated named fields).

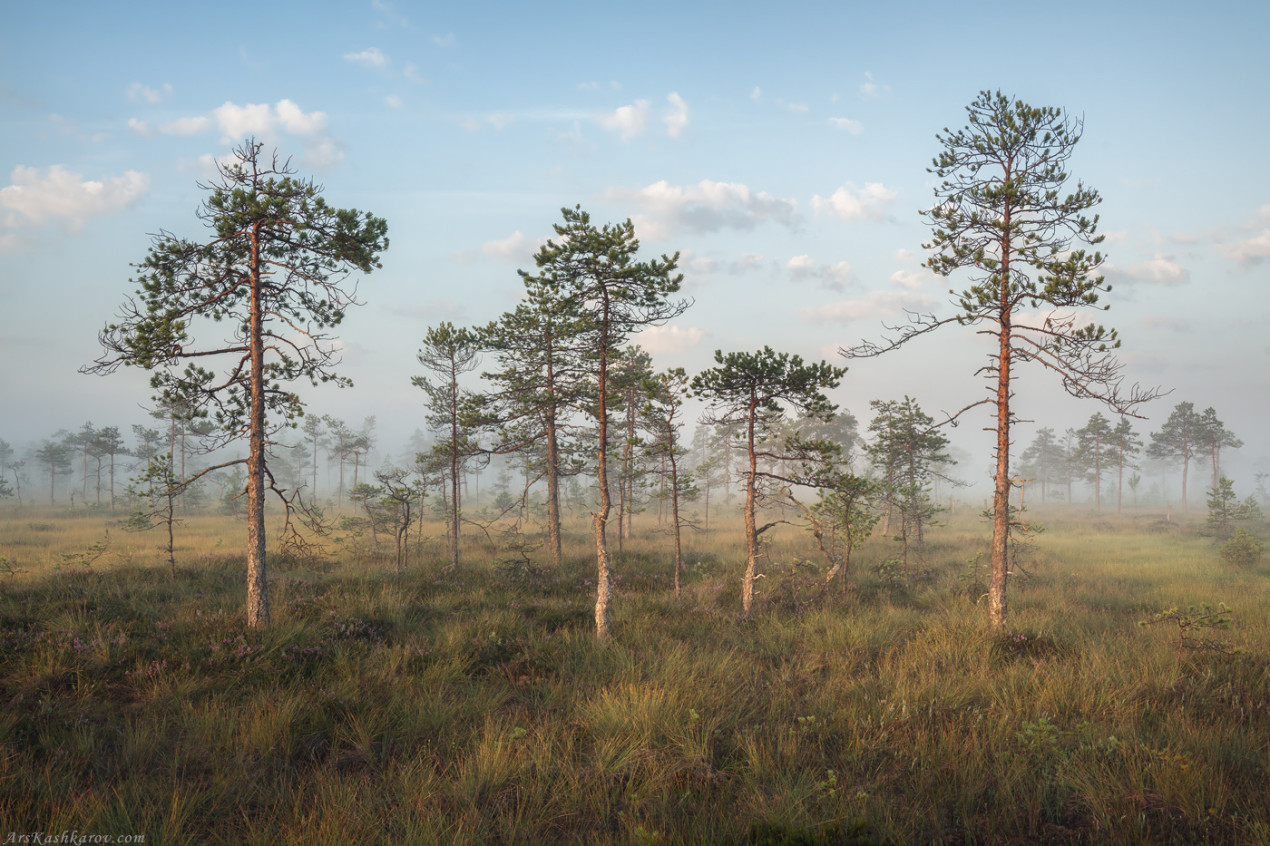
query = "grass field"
xmin=0 ymin=501 xmax=1267 ymax=844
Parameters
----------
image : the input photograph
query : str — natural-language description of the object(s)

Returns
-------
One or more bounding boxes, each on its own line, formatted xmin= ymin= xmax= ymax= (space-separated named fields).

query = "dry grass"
xmin=0 ymin=499 xmax=1267 ymax=843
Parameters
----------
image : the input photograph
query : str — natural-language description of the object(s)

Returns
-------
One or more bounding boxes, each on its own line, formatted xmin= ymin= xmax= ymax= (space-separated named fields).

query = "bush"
xmin=1221 ymin=529 xmax=1263 ymax=568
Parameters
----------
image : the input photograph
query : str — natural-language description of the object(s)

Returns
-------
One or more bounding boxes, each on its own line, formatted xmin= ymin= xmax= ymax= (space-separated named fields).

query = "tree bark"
xmin=246 ymin=221 xmax=270 ymax=629
xmin=594 ymin=302 xmax=613 ymax=639
xmin=742 ymin=396 xmax=759 ymax=616
xmin=989 ymin=216 xmax=1013 ymax=631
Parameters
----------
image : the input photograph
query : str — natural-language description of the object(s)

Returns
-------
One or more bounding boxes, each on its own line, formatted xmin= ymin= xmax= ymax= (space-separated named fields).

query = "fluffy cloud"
xmin=636 ymin=325 xmax=706 ymax=355
xmin=1219 ymin=209 xmax=1270 ymax=267
xmin=728 ymin=253 xmax=765 ymax=274
xmin=343 ymin=47 xmax=389 ymax=68
xmin=0 ymin=164 xmax=148 ymax=230
xmin=209 ymin=99 xmax=328 ymax=140
xmin=600 ymin=100 xmax=651 ymax=140
xmin=130 ymin=100 xmax=336 ymax=167
xmin=890 ymin=268 xmax=938 ymax=291
xmin=828 ymin=117 xmax=863 ymax=135
xmin=480 ymin=230 xmax=547 ymax=263
xmin=787 ymin=255 xmax=852 ymax=290
xmin=1104 ymin=254 xmax=1190 ymax=285
xmin=812 ymin=182 xmax=896 ymax=223
xmin=663 ymin=93 xmax=690 ymax=139
xmin=604 ymin=179 xmax=800 ymax=240
xmin=800 ymin=291 xmax=933 ymax=325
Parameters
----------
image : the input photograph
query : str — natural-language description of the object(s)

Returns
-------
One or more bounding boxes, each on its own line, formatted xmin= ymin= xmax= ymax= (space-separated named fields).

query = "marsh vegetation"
xmin=1 ymin=503 xmax=1267 ymax=844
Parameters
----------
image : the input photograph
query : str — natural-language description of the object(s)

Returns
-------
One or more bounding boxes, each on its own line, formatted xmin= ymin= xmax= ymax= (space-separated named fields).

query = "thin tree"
xmin=1076 ymin=412 xmax=1114 ymax=511
xmin=640 ymin=367 xmax=695 ymax=598
xmin=1147 ymin=401 xmax=1204 ymax=513
xmin=93 ymin=426 xmax=127 ymax=511
xmin=375 ymin=465 xmax=424 ymax=576
xmin=301 ymin=414 xmax=328 ymax=501
xmin=34 ymin=439 xmax=74 ymax=506
xmin=413 ymin=322 xmax=483 ymax=570
xmin=7 ymin=460 xmax=24 ymax=506
xmin=84 ymin=139 xmax=388 ymax=628
xmin=1198 ymin=407 xmax=1241 ymax=493
xmin=1019 ymin=426 xmax=1063 ymax=505
xmin=125 ymin=453 xmax=184 ymax=578
xmin=692 ymin=346 xmax=846 ymax=616
xmin=524 ymin=206 xmax=687 ymax=639
xmin=865 ymin=396 xmax=952 ymax=568
xmin=476 ymin=287 xmax=591 ymax=568
xmin=1108 ymin=417 xmax=1142 ymax=513
xmin=844 ymin=91 xmax=1157 ymax=628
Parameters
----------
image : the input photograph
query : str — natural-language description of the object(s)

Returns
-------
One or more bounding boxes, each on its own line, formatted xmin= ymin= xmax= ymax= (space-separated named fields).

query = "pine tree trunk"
xmin=742 ymin=398 xmax=759 ymax=616
xmin=989 ymin=226 xmax=1013 ymax=631
xmin=246 ymin=225 xmax=270 ymax=629
xmin=594 ymin=306 xmax=613 ymax=640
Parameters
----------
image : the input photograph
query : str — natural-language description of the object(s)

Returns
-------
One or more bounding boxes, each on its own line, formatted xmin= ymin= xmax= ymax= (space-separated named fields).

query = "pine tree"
xmin=84 ymin=139 xmax=388 ymax=627
xmin=845 ymin=91 xmax=1157 ymax=628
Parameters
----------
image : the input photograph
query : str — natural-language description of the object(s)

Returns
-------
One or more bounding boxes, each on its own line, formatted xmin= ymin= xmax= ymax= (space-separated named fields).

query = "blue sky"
xmin=3 ymin=0 xmax=1269 ymax=494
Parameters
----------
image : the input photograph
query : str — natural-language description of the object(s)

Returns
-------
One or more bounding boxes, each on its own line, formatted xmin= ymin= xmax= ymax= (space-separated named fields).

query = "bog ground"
xmin=1 ymin=505 xmax=1267 ymax=844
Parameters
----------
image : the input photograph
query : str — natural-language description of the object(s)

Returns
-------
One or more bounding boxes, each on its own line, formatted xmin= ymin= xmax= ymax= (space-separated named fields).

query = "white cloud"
xmin=828 ymin=117 xmax=863 ymax=135
xmin=787 ymin=255 xmax=852 ymax=290
xmin=663 ymin=92 xmax=689 ymax=139
xmin=385 ymin=95 xmax=404 ymax=109
xmin=750 ymin=86 xmax=762 ymax=101
xmin=811 ymin=182 xmax=897 ymax=222
xmin=127 ymin=82 xmax=172 ymax=104
xmin=1219 ymin=225 xmax=1270 ymax=267
xmin=729 ymin=253 xmax=765 ymax=274
xmin=431 ymin=33 xmax=456 ymax=47
xmin=600 ymin=100 xmax=651 ymax=140
xmin=480 ymin=230 xmax=546 ymax=263
xmin=0 ymin=164 xmax=148 ymax=230
xmin=603 ymin=179 xmax=800 ymax=240
xmin=303 ymin=138 xmax=344 ymax=170
xmin=636 ymin=325 xmax=706 ymax=355
xmin=0 ymin=231 xmax=36 ymax=254
xmin=784 ymin=102 xmax=809 ymax=114
xmin=800 ymin=291 xmax=933 ymax=325
xmin=343 ymin=47 xmax=389 ymax=68
xmin=787 ymin=254 xmax=815 ymax=277
xmin=688 ymin=256 xmax=717 ymax=275
xmin=403 ymin=62 xmax=426 ymax=84
xmin=163 ymin=115 xmax=212 ymax=136
xmin=1105 ymin=254 xmax=1190 ymax=285
xmin=890 ymin=268 xmax=936 ymax=291
xmin=894 ymin=248 xmax=915 ymax=263
xmin=276 ymin=99 xmax=327 ymax=134
xmin=859 ymin=71 xmax=891 ymax=99
xmin=213 ymin=101 xmax=276 ymax=139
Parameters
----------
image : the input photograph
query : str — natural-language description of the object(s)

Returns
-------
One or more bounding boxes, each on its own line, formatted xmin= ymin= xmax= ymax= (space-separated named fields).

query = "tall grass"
xmin=0 ymin=502 xmax=1267 ymax=843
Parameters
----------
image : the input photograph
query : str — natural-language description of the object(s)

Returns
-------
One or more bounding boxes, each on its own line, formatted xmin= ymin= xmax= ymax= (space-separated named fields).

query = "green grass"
xmin=0 ymin=503 xmax=1267 ymax=843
